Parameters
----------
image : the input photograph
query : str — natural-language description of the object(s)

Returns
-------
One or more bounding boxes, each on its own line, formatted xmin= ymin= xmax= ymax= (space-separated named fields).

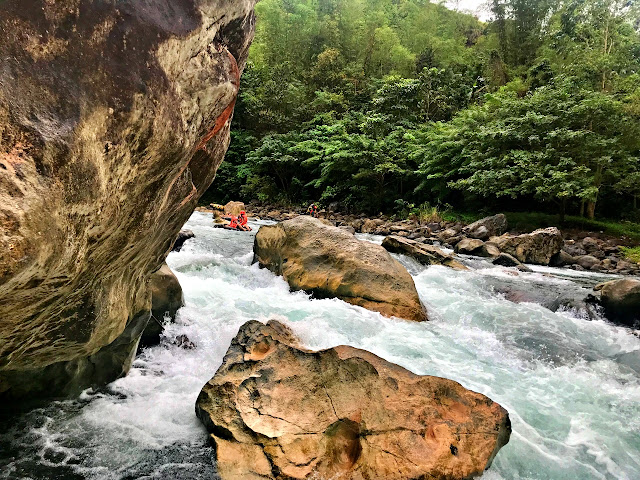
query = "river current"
xmin=1 ymin=211 xmax=639 ymax=479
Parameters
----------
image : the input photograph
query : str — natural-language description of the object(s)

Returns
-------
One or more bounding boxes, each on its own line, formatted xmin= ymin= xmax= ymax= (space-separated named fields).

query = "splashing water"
xmin=1 ymin=211 xmax=639 ymax=479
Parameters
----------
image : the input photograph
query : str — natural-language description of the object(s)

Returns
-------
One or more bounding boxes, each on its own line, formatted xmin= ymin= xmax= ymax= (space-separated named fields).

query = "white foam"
xmin=2 ymin=210 xmax=638 ymax=480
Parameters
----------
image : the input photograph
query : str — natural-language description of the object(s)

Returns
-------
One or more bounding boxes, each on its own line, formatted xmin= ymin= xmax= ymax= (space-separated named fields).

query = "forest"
xmin=205 ymin=0 xmax=640 ymax=221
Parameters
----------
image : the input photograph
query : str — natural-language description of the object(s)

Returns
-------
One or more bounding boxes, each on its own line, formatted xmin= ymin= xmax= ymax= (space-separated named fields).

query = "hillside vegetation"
xmin=207 ymin=0 xmax=640 ymax=223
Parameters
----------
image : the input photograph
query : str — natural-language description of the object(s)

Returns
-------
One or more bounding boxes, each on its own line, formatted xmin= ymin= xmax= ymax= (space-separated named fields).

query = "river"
xmin=1 ymin=211 xmax=639 ymax=480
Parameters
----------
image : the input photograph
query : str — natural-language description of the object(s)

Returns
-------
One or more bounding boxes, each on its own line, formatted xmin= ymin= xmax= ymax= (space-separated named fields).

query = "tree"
xmin=415 ymin=81 xmax=640 ymax=219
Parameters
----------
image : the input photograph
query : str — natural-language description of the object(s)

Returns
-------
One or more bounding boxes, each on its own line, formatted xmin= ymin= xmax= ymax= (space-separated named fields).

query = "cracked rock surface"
xmin=253 ymin=216 xmax=428 ymax=322
xmin=196 ymin=320 xmax=511 ymax=480
xmin=0 ymin=0 xmax=255 ymax=399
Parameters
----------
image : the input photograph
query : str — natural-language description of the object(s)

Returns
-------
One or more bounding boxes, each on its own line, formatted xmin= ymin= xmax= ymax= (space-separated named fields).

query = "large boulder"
xmin=196 ymin=320 xmax=512 ymax=480
xmin=139 ymin=263 xmax=185 ymax=348
xmin=0 ymin=1 xmax=256 ymax=399
xmin=492 ymin=227 xmax=564 ymax=265
xmin=463 ymin=214 xmax=508 ymax=240
xmin=595 ymin=279 xmax=640 ymax=327
xmin=253 ymin=217 xmax=427 ymax=321
xmin=382 ymin=235 xmax=467 ymax=270
xmin=224 ymin=201 xmax=246 ymax=217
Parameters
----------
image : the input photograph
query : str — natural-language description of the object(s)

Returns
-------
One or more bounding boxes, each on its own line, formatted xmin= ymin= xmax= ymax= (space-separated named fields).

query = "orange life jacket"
xmin=228 ymin=216 xmax=238 ymax=228
xmin=239 ymin=213 xmax=247 ymax=225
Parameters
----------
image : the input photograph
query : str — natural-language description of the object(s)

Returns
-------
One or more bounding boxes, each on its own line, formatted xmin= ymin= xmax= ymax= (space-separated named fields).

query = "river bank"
xmin=197 ymin=203 xmax=640 ymax=277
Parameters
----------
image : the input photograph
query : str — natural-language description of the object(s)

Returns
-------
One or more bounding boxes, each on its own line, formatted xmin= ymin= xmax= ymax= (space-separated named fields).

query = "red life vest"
xmin=239 ymin=212 xmax=247 ymax=225
xmin=228 ymin=216 xmax=238 ymax=228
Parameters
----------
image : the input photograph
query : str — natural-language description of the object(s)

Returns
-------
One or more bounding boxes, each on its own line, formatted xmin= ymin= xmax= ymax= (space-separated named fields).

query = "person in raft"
xmin=227 ymin=215 xmax=239 ymax=229
xmin=237 ymin=211 xmax=250 ymax=231
xmin=307 ymin=203 xmax=319 ymax=218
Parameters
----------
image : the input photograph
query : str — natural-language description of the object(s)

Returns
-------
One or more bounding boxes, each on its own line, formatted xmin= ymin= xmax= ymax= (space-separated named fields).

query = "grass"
xmin=621 ymin=246 xmax=640 ymax=263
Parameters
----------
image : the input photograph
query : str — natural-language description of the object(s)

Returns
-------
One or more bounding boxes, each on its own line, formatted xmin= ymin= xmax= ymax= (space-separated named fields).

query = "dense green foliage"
xmin=206 ymin=0 xmax=640 ymax=221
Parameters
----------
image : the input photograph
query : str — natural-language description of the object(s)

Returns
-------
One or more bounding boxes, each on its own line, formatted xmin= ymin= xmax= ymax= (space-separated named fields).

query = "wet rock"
xmin=174 ymin=334 xmax=196 ymax=350
xmin=563 ymin=244 xmax=587 ymax=257
xmin=493 ymin=228 xmax=563 ymax=265
xmin=550 ymin=250 xmax=576 ymax=267
xmin=463 ymin=214 xmax=508 ymax=240
xmin=455 ymin=238 xmax=500 ymax=257
xmin=382 ymin=236 xmax=467 ymax=270
xmin=196 ymin=320 xmax=511 ymax=480
xmin=139 ymin=264 xmax=184 ymax=349
xmin=253 ymin=217 xmax=427 ymax=321
xmin=455 ymin=238 xmax=485 ymax=255
xmin=224 ymin=201 xmax=246 ymax=217
xmin=576 ymin=255 xmax=600 ymax=270
xmin=493 ymin=253 xmax=520 ymax=267
xmin=0 ymin=0 xmax=256 ymax=399
xmin=361 ymin=219 xmax=385 ymax=234
xmin=596 ymin=279 xmax=640 ymax=327
xmin=172 ymin=229 xmax=196 ymax=252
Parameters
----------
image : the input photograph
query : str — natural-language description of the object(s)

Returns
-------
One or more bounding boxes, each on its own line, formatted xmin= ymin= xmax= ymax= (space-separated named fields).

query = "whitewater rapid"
xmin=1 ymin=211 xmax=639 ymax=480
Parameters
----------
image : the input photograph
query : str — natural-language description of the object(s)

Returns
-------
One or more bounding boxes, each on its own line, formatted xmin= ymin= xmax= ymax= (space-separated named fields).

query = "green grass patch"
xmin=621 ymin=246 xmax=640 ymax=263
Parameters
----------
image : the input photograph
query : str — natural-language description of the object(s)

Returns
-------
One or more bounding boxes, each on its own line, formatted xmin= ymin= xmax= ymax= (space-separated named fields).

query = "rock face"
xmin=0 ymin=1 xmax=256 ymax=399
xmin=596 ymin=279 xmax=640 ymax=327
xmin=139 ymin=263 xmax=185 ymax=348
xmin=196 ymin=320 xmax=511 ymax=480
xmin=253 ymin=216 xmax=427 ymax=321
xmin=493 ymin=227 xmax=563 ymax=265
xmin=463 ymin=214 xmax=508 ymax=240
xmin=382 ymin=235 xmax=467 ymax=270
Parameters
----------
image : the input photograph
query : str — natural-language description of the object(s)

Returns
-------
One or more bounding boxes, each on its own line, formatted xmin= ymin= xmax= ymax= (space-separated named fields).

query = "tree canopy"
xmin=205 ymin=0 xmax=640 ymax=220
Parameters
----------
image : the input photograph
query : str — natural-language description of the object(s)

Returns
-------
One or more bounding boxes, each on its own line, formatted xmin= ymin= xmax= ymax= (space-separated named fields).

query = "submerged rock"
xmin=595 ymin=278 xmax=640 ymax=327
xmin=0 ymin=0 xmax=256 ymax=399
xmin=493 ymin=227 xmax=563 ymax=265
xmin=463 ymin=214 xmax=508 ymax=240
xmin=253 ymin=216 xmax=427 ymax=321
xmin=196 ymin=320 xmax=511 ymax=480
xmin=382 ymin=235 xmax=467 ymax=270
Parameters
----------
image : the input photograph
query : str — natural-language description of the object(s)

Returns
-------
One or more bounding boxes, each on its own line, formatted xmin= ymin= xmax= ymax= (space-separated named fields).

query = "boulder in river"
xmin=492 ymin=227 xmax=563 ymax=265
xmin=224 ymin=201 xmax=246 ymax=217
xmin=595 ymin=278 xmax=640 ymax=327
xmin=196 ymin=320 xmax=511 ymax=480
xmin=139 ymin=263 xmax=185 ymax=348
xmin=172 ymin=229 xmax=196 ymax=252
xmin=463 ymin=214 xmax=508 ymax=240
xmin=0 ymin=0 xmax=256 ymax=399
xmin=253 ymin=217 xmax=427 ymax=321
xmin=383 ymin=235 xmax=467 ymax=270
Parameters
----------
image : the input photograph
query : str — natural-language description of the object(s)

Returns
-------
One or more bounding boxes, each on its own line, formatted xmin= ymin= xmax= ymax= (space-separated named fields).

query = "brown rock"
xmin=224 ymin=201 xmax=246 ymax=217
xmin=139 ymin=263 xmax=184 ymax=348
xmin=493 ymin=227 xmax=563 ymax=265
xmin=576 ymin=255 xmax=600 ymax=270
xmin=0 ymin=1 xmax=257 ymax=399
xmin=455 ymin=238 xmax=485 ymax=255
xmin=597 ymin=278 xmax=640 ymax=327
xmin=253 ymin=217 xmax=427 ymax=321
xmin=463 ymin=214 xmax=508 ymax=240
xmin=196 ymin=320 xmax=511 ymax=480
xmin=383 ymin=236 xmax=467 ymax=270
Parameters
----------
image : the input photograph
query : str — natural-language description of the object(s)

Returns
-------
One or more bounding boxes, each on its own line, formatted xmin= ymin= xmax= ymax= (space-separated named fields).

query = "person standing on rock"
xmin=307 ymin=203 xmax=319 ymax=218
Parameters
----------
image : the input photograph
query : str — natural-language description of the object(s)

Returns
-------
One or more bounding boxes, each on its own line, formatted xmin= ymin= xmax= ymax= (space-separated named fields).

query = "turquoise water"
xmin=1 ymin=211 xmax=639 ymax=479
